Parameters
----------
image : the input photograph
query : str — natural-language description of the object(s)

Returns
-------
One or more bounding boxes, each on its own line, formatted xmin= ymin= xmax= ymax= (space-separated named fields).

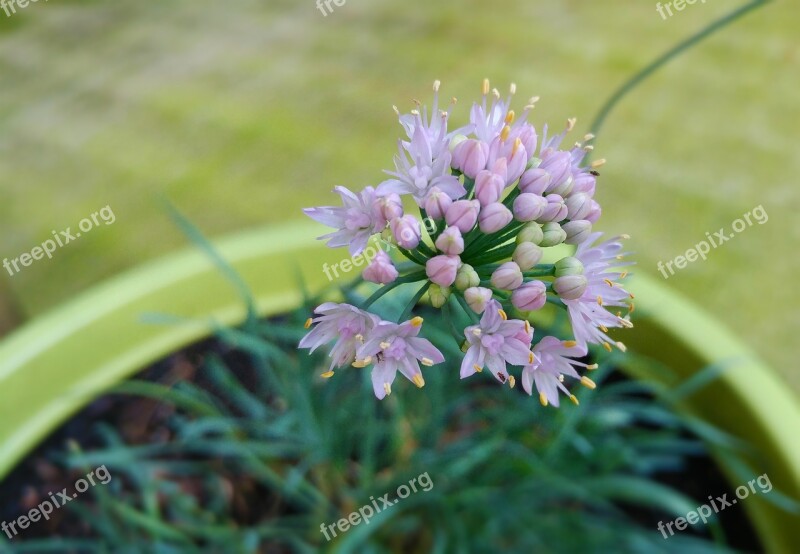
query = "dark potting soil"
xmin=0 ymin=335 xmax=763 ymax=552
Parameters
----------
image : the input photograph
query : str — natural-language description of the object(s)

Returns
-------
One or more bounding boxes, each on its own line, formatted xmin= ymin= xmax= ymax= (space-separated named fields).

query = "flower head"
xmin=562 ymin=233 xmax=634 ymax=349
xmin=460 ymin=300 xmax=534 ymax=383
xmin=299 ymin=303 xmax=380 ymax=371
xmin=521 ymin=336 xmax=594 ymax=407
xmin=356 ymin=317 xmax=444 ymax=399
xmin=303 ymin=186 xmax=385 ymax=256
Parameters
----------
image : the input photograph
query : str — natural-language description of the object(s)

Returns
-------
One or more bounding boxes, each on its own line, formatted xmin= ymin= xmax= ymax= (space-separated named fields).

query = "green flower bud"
xmin=512 ymin=242 xmax=543 ymax=271
xmin=554 ymin=256 xmax=585 ymax=277
xmin=454 ymin=264 xmax=480 ymax=291
xmin=428 ymin=283 xmax=451 ymax=308
xmin=540 ymin=222 xmax=567 ymax=247
xmin=516 ymin=222 xmax=544 ymax=246
xmin=553 ymin=274 xmax=588 ymax=300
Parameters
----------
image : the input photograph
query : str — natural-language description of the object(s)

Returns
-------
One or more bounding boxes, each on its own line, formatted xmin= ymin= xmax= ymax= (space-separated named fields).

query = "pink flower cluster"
xmin=301 ymin=80 xmax=634 ymax=402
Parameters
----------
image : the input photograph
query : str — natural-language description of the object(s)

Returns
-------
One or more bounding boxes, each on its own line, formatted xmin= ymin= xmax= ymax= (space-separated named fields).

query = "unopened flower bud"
xmin=540 ymin=222 xmax=567 ymax=247
xmin=518 ymin=167 xmax=550 ymax=195
xmin=491 ymin=261 xmax=523 ymax=290
xmin=445 ymin=199 xmax=480 ymax=233
xmin=452 ymin=139 xmax=489 ymax=179
xmin=538 ymin=194 xmax=568 ymax=222
xmin=465 ymin=286 xmax=493 ymax=314
xmin=572 ymin=172 xmax=596 ymax=195
xmin=565 ymin=193 xmax=592 ymax=221
xmin=554 ymin=256 xmax=584 ymax=277
xmin=548 ymin=175 xmax=574 ymax=197
xmin=474 ymin=170 xmax=504 ymax=206
xmin=553 ymin=274 xmax=588 ymax=300
xmin=539 ymin=151 xmax=572 ymax=191
xmin=585 ymin=199 xmax=602 ymax=224
xmin=511 ymin=280 xmax=547 ymax=311
xmin=449 ymin=134 xmax=468 ymax=152
xmin=375 ymin=193 xmax=404 ymax=224
xmin=424 ymin=187 xmax=452 ymax=220
xmin=428 ymin=283 xmax=451 ymax=308
xmin=478 ymin=202 xmax=513 ymax=233
xmin=455 ymin=263 xmax=480 ymax=291
xmin=435 ymin=225 xmax=464 ymax=255
xmin=362 ymin=250 xmax=399 ymax=284
xmin=426 ymin=255 xmax=460 ymax=287
xmin=390 ymin=215 xmax=421 ymax=249
xmin=512 ymin=242 xmax=543 ymax=270
xmin=516 ymin=222 xmax=543 ymax=246
xmin=513 ymin=193 xmax=547 ymax=222
xmin=562 ymin=220 xmax=592 ymax=245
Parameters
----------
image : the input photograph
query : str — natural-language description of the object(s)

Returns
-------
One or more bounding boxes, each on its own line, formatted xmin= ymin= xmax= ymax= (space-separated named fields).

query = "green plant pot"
xmin=0 ymin=222 xmax=797 ymax=552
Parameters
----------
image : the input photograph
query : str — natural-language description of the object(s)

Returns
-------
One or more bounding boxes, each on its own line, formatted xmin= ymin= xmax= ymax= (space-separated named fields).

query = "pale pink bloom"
xmin=363 ymin=250 xmax=399 ymax=284
xmin=521 ymin=336 xmax=593 ymax=407
xmin=304 ymin=186 xmax=385 ymax=256
xmin=299 ymin=303 xmax=380 ymax=370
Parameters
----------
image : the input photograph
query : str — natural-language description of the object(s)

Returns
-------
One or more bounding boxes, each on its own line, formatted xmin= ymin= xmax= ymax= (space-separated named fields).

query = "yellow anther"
xmin=620 ymin=271 xmax=628 ymax=279
xmin=380 ymin=341 xmax=391 ymax=350
xmin=498 ymin=309 xmax=508 ymax=320
xmin=602 ymin=342 xmax=612 ymax=352
xmin=304 ymin=318 xmax=313 ymax=329
xmin=580 ymin=376 xmax=596 ymax=390
xmin=413 ymin=374 xmax=425 ymax=388
xmin=473 ymin=364 xmax=483 ymax=373
xmin=509 ymin=82 xmax=517 ymax=95
xmin=563 ymin=341 xmax=577 ymax=348
xmin=586 ymin=363 xmax=599 ymax=370
xmin=616 ymin=342 xmax=627 ymax=352
xmin=603 ymin=278 xmax=615 ymax=288
xmin=590 ymin=158 xmax=606 ymax=169
xmin=321 ymin=371 xmax=335 ymax=379
xmin=411 ymin=316 xmax=424 ymax=327
xmin=524 ymin=320 xmax=531 ymax=334
xmin=508 ymin=375 xmax=516 ymax=388
xmin=599 ymin=325 xmax=608 ymax=333
xmin=482 ymin=78 xmax=490 ymax=95
xmin=421 ymin=357 xmax=434 ymax=367
xmin=597 ymin=296 xmax=603 ymax=306
xmin=528 ymin=352 xmax=535 ymax=364
xmin=500 ymin=125 xmax=511 ymax=142
xmin=512 ymin=137 xmax=523 ymax=155
xmin=566 ymin=117 xmax=577 ymax=131
xmin=539 ymin=392 xmax=548 ymax=406
xmin=505 ymin=110 xmax=516 ymax=124
xmin=570 ymin=394 xmax=580 ymax=406
xmin=383 ymin=383 xmax=392 ymax=396
xmin=433 ymin=79 xmax=441 ymax=92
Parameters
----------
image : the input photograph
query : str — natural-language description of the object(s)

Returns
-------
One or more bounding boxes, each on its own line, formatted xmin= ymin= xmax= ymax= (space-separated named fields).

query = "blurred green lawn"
xmin=0 ymin=0 xmax=797 ymax=388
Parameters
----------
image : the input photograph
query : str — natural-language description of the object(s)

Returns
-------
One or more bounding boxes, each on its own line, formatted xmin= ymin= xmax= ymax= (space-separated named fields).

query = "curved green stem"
xmin=361 ymin=271 xmax=426 ymax=309
xmin=588 ymin=0 xmax=772 ymax=151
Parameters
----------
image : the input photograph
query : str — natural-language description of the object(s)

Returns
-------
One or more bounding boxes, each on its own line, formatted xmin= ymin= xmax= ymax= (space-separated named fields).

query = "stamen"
xmin=586 ymin=363 xmax=599 ymax=370
xmin=602 ymin=342 xmax=612 ymax=352
xmin=528 ymin=352 xmax=535 ymax=364
xmin=570 ymin=394 xmax=580 ymax=406
xmin=492 ymin=88 xmax=500 ymax=99
xmin=580 ymin=376 xmax=596 ymax=389
xmin=410 ymin=108 xmax=420 ymax=115
xmin=498 ymin=309 xmax=508 ymax=320
xmin=599 ymin=325 xmax=608 ymax=333
xmin=352 ymin=356 xmax=372 ymax=368
xmin=524 ymin=320 xmax=531 ymax=334
xmin=472 ymin=328 xmax=482 ymax=337
xmin=473 ymin=364 xmax=483 ymax=373
xmin=583 ymin=145 xmax=594 ymax=152
xmin=304 ymin=318 xmax=313 ymax=329
xmin=619 ymin=318 xmax=633 ymax=329
xmin=620 ymin=271 xmax=628 ymax=279
xmin=603 ymin=278 xmax=615 ymax=288
xmin=383 ymin=383 xmax=392 ymax=396
xmin=539 ymin=392 xmax=548 ymax=406
xmin=505 ymin=110 xmax=516 ymax=124
xmin=413 ymin=374 xmax=425 ymax=388
xmin=433 ymin=79 xmax=441 ymax=92
xmin=590 ymin=158 xmax=606 ymax=169
xmin=380 ymin=341 xmax=391 ymax=350
xmin=563 ymin=340 xmax=577 ymax=348
xmin=512 ymin=137 xmax=523 ymax=155
xmin=321 ymin=371 xmax=335 ymax=379
xmin=482 ymin=78 xmax=490 ymax=95
xmin=566 ymin=117 xmax=577 ymax=131
xmin=508 ymin=375 xmax=516 ymax=388
xmin=558 ymin=374 xmax=565 ymax=382
xmin=597 ymin=295 xmax=603 ymax=306
xmin=583 ymin=133 xmax=595 ymax=141
xmin=355 ymin=333 xmax=364 ymax=342
xmin=509 ymin=83 xmax=516 ymax=95
xmin=500 ymin=125 xmax=511 ymax=142
xmin=629 ymin=303 xmax=636 ymax=313
xmin=392 ymin=105 xmax=400 ymax=115
xmin=421 ymin=357 xmax=434 ymax=366
xmin=411 ymin=316 xmax=424 ymax=327
xmin=616 ymin=341 xmax=627 ymax=352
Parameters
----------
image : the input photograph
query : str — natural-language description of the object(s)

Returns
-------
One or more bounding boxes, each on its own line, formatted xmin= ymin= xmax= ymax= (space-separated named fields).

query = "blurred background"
xmin=0 ymin=0 xmax=797 ymax=388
